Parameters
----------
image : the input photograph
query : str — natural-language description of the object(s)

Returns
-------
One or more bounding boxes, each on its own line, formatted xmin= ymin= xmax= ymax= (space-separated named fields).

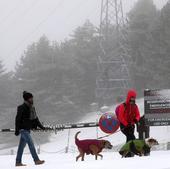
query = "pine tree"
xmin=68 ymin=20 xmax=100 ymax=107
xmin=127 ymin=0 xmax=158 ymax=93
xmin=0 ymin=61 xmax=13 ymax=106
xmin=149 ymin=1 xmax=170 ymax=88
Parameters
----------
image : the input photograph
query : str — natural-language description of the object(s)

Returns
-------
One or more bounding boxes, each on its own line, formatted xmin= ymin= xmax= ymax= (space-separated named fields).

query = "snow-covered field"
xmin=1 ymin=98 xmax=170 ymax=168
xmin=1 ymin=151 xmax=170 ymax=169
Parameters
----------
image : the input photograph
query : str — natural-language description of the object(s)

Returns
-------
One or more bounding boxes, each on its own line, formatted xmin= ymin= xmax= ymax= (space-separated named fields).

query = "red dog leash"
xmin=97 ymin=129 xmax=122 ymax=139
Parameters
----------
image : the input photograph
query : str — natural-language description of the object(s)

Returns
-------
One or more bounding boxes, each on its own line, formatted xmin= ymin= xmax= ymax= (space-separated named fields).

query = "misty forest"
xmin=0 ymin=0 xmax=170 ymax=147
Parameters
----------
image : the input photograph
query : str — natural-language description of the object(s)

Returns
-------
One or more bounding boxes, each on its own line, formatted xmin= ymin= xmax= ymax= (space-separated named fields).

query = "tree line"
xmin=0 ymin=0 xmax=170 ymax=127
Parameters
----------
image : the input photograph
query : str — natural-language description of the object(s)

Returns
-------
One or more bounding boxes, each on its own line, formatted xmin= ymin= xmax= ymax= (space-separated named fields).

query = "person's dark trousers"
xmin=120 ymin=123 xmax=136 ymax=143
xmin=120 ymin=123 xmax=136 ymax=157
xmin=16 ymin=129 xmax=39 ymax=163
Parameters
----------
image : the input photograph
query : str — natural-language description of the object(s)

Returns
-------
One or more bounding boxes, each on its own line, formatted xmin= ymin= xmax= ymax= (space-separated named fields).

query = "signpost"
xmin=99 ymin=113 xmax=120 ymax=134
xmin=144 ymin=89 xmax=170 ymax=126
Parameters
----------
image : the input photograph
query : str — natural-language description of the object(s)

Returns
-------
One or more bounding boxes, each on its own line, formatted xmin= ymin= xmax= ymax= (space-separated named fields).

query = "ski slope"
xmin=1 ymin=98 xmax=170 ymax=168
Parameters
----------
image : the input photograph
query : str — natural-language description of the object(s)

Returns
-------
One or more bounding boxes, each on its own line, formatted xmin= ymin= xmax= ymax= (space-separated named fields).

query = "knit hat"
xmin=23 ymin=91 xmax=33 ymax=101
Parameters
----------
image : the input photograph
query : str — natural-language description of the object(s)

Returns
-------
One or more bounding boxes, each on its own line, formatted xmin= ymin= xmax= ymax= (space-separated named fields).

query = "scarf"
xmin=25 ymin=101 xmax=37 ymax=120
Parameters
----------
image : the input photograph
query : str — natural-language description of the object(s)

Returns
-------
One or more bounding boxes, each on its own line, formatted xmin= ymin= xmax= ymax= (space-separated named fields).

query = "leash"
xmin=97 ymin=128 xmax=122 ymax=139
xmin=97 ymin=124 xmax=133 ymax=139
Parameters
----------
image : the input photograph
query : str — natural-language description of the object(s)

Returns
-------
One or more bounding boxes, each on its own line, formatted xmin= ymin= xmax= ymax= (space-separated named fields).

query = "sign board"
xmin=144 ymin=89 xmax=170 ymax=126
xmin=99 ymin=113 xmax=120 ymax=134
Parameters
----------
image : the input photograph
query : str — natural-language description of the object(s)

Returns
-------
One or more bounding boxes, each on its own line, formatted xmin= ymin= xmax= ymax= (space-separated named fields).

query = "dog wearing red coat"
xmin=75 ymin=131 xmax=113 ymax=161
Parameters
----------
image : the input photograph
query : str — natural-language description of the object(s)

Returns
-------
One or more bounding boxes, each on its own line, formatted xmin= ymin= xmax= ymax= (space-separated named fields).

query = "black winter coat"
xmin=15 ymin=103 xmax=44 ymax=132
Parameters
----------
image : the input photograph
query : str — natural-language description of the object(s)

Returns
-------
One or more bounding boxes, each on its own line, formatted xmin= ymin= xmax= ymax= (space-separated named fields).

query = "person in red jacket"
xmin=117 ymin=90 xmax=140 ymax=143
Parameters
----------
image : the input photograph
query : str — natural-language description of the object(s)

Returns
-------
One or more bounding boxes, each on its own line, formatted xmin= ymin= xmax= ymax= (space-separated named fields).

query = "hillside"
xmin=1 ymin=98 xmax=170 ymax=155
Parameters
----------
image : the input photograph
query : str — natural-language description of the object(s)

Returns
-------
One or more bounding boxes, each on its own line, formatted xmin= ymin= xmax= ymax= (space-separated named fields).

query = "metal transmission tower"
xmin=96 ymin=0 xmax=131 ymax=105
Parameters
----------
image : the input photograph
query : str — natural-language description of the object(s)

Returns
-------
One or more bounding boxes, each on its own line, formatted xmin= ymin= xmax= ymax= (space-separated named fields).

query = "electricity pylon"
xmin=96 ymin=0 xmax=131 ymax=105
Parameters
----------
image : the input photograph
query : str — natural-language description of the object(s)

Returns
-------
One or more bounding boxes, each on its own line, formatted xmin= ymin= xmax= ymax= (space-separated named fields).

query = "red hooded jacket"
xmin=117 ymin=90 xmax=140 ymax=126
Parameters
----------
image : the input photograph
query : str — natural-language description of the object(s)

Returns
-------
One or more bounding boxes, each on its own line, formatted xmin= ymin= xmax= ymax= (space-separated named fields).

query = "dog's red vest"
xmin=75 ymin=139 xmax=103 ymax=155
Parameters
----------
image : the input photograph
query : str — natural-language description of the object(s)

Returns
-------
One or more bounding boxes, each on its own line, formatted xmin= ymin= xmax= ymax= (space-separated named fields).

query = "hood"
xmin=126 ymin=89 xmax=137 ymax=104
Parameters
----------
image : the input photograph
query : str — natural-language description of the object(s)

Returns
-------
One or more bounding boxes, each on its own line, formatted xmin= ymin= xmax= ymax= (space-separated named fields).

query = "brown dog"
xmin=120 ymin=138 xmax=159 ymax=158
xmin=75 ymin=131 xmax=113 ymax=161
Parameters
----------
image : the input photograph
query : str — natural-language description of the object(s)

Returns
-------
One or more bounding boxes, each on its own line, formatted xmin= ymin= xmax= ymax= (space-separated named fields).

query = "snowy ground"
xmin=1 ymin=151 xmax=170 ymax=169
xmin=1 ymin=98 xmax=170 ymax=168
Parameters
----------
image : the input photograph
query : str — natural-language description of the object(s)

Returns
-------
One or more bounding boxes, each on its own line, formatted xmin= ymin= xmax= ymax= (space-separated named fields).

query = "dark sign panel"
xmin=144 ymin=89 xmax=170 ymax=126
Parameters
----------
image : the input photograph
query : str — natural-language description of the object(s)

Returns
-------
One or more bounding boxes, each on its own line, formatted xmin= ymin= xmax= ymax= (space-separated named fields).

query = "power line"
xmin=0 ymin=0 xmax=41 ymax=34
xmin=5 ymin=0 xmax=100 ymax=70
xmin=62 ymin=0 xmax=100 ymax=31
xmin=5 ymin=0 xmax=65 ymax=65
xmin=62 ymin=0 xmax=91 ymax=26
xmin=0 ymin=0 xmax=21 ymax=25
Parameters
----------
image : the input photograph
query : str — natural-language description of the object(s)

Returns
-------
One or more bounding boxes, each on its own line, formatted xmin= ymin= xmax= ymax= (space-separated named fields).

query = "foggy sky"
xmin=0 ymin=0 xmax=168 ymax=71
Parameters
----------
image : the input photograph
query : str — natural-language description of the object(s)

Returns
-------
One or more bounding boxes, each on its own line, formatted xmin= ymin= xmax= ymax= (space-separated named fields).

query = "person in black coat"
xmin=15 ymin=91 xmax=45 ymax=166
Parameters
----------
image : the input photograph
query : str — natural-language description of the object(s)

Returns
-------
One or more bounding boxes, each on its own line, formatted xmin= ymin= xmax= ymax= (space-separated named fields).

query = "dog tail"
xmin=75 ymin=131 xmax=81 ymax=140
xmin=75 ymin=131 xmax=81 ymax=146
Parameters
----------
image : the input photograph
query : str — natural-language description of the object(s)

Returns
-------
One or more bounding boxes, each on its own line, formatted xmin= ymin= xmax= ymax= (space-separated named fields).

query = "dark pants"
xmin=16 ymin=129 xmax=39 ymax=163
xmin=120 ymin=123 xmax=136 ymax=157
xmin=120 ymin=123 xmax=136 ymax=143
xmin=138 ymin=127 xmax=150 ymax=140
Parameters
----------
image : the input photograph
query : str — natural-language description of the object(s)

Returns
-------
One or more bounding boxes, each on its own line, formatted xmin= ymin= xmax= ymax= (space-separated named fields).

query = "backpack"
xmin=115 ymin=103 xmax=126 ymax=120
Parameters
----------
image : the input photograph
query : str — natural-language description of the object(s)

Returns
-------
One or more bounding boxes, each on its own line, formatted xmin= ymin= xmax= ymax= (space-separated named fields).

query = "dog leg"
xmin=76 ymin=152 xmax=85 ymax=161
xmin=81 ymin=152 xmax=85 ymax=161
xmin=89 ymin=145 xmax=100 ymax=160
xmin=122 ymin=151 xmax=128 ymax=158
xmin=140 ymin=150 xmax=144 ymax=157
xmin=97 ymin=153 xmax=103 ymax=160
xmin=76 ymin=154 xmax=81 ymax=162
xmin=76 ymin=148 xmax=84 ymax=162
xmin=95 ymin=154 xmax=98 ymax=160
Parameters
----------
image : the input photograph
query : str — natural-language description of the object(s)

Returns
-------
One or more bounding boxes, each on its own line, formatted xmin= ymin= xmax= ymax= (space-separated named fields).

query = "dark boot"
xmin=35 ymin=160 xmax=45 ymax=165
xmin=15 ymin=163 xmax=27 ymax=167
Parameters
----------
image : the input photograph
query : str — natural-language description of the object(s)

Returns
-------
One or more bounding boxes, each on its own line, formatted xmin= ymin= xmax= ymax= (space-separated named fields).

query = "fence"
xmin=1 ymin=141 xmax=170 ymax=156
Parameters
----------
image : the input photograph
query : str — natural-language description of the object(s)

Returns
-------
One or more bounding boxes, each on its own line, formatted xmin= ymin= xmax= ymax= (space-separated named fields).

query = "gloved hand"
xmin=15 ymin=130 xmax=19 ymax=136
xmin=134 ymin=119 xmax=138 ymax=124
xmin=127 ymin=123 xmax=132 ymax=127
xmin=44 ymin=126 xmax=53 ymax=131
xmin=41 ymin=126 xmax=46 ymax=130
xmin=126 ymin=123 xmax=134 ymax=129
